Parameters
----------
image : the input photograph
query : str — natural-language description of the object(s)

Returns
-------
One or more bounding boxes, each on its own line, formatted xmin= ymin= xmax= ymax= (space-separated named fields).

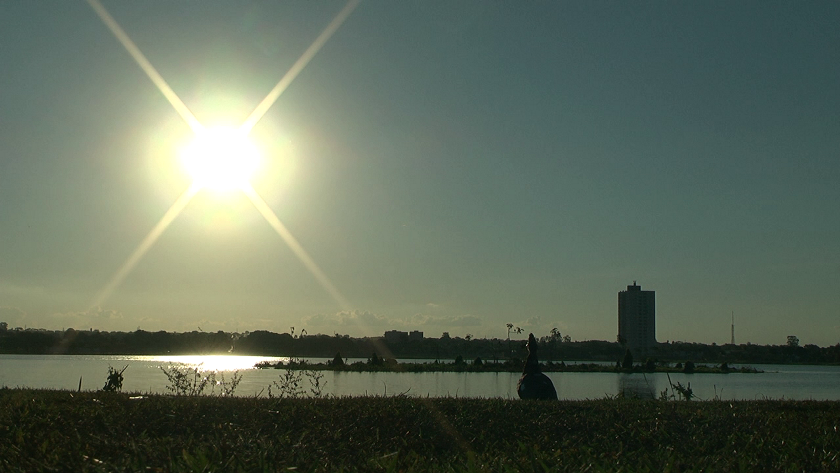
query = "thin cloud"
xmin=0 ymin=306 xmax=27 ymax=325
xmin=410 ymin=313 xmax=482 ymax=327
xmin=303 ymin=309 xmax=483 ymax=329
xmin=304 ymin=310 xmax=393 ymax=327
xmin=0 ymin=282 xmax=45 ymax=296
xmin=50 ymin=306 xmax=124 ymax=329
xmin=53 ymin=307 xmax=123 ymax=320
xmin=191 ymin=318 xmax=261 ymax=333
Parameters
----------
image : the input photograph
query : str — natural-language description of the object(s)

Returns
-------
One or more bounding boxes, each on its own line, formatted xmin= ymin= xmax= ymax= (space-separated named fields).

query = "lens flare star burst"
xmin=86 ymin=0 xmax=359 ymax=311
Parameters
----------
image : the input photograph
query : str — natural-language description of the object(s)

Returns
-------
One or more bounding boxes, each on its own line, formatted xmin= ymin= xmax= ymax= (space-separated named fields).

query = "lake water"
xmin=2 ymin=354 xmax=839 ymax=400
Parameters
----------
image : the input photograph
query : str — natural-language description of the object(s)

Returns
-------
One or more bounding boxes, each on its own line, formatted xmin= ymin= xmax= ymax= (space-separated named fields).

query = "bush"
xmin=211 ymin=371 xmax=242 ymax=397
xmin=160 ymin=364 xmax=211 ymax=396
xmin=661 ymin=373 xmax=695 ymax=401
xmin=102 ymin=365 xmax=127 ymax=392
xmin=268 ymin=364 xmax=304 ymax=399
xmin=306 ymin=370 xmax=327 ymax=398
xmin=368 ymin=353 xmax=383 ymax=366
xmin=159 ymin=364 xmax=241 ymax=397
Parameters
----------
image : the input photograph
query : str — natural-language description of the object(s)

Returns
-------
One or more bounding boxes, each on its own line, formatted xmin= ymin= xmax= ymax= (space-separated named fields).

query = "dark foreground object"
xmin=2 ymin=389 xmax=839 ymax=472
xmin=518 ymin=332 xmax=558 ymax=400
xmin=517 ymin=371 xmax=557 ymax=400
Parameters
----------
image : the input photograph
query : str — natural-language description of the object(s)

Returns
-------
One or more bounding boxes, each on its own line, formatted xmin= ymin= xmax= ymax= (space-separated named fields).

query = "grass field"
xmin=1 ymin=389 xmax=838 ymax=472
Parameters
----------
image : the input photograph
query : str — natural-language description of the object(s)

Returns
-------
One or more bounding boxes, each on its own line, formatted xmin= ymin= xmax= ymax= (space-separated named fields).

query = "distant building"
xmin=618 ymin=281 xmax=656 ymax=350
xmin=384 ymin=330 xmax=408 ymax=344
xmin=385 ymin=330 xmax=423 ymax=343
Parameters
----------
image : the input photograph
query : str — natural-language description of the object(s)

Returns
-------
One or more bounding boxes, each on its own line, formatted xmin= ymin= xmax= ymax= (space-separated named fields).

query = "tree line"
xmin=1 ymin=325 xmax=839 ymax=364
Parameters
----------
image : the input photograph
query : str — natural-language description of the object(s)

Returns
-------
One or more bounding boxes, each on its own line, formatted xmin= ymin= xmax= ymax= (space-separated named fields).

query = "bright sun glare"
xmin=181 ymin=126 xmax=260 ymax=191
xmin=87 ymin=0 xmax=359 ymax=311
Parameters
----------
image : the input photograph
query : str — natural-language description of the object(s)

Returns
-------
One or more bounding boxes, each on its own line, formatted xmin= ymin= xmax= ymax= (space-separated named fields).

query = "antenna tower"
xmin=730 ymin=311 xmax=735 ymax=345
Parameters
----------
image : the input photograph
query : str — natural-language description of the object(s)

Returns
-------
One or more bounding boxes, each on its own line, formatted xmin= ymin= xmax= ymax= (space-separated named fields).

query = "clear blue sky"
xmin=1 ymin=1 xmax=838 ymax=345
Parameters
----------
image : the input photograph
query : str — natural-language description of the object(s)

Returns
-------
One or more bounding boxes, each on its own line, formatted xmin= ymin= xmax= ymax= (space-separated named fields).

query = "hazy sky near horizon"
xmin=1 ymin=1 xmax=838 ymax=345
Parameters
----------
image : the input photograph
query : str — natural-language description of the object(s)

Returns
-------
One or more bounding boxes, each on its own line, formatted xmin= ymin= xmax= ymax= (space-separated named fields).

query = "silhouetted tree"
xmin=506 ymin=323 xmax=522 ymax=359
xmin=368 ymin=353 xmax=383 ymax=366
xmin=683 ymin=360 xmax=695 ymax=374
xmin=4 ymin=326 xmax=840 ymax=364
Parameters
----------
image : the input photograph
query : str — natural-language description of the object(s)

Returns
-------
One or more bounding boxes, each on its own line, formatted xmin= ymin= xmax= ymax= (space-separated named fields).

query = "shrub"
xmin=661 ymin=373 xmax=695 ymax=401
xmin=211 ymin=371 xmax=242 ymax=397
xmin=306 ymin=369 xmax=327 ymax=398
xmin=102 ymin=365 xmax=128 ymax=392
xmin=268 ymin=363 xmax=304 ymax=399
xmin=160 ymin=364 xmax=211 ymax=396
xmin=368 ymin=353 xmax=383 ymax=366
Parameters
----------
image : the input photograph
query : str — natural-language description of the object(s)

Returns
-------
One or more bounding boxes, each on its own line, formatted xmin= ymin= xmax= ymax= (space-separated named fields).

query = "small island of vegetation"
xmin=255 ymin=353 xmax=763 ymax=374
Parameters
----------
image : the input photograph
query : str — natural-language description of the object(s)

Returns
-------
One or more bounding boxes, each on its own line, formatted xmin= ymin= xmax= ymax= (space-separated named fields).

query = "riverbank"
xmin=2 ymin=389 xmax=838 ymax=472
xmin=255 ymin=358 xmax=763 ymax=374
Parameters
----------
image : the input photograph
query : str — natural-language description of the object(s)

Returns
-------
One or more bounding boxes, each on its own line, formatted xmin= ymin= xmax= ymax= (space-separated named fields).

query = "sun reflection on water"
xmin=149 ymin=355 xmax=277 ymax=372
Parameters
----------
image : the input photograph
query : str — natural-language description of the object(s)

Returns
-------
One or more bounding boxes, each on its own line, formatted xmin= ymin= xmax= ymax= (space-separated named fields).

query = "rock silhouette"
xmin=517 ymin=333 xmax=558 ymax=400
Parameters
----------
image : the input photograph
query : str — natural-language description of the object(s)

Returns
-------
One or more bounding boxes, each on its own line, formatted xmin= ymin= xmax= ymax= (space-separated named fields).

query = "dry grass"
xmin=1 ymin=388 xmax=838 ymax=472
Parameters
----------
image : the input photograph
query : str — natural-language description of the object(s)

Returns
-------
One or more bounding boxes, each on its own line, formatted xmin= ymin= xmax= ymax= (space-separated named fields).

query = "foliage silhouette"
xmin=159 ymin=364 xmax=241 ymax=397
xmin=101 ymin=365 xmax=128 ymax=392
xmin=268 ymin=362 xmax=304 ymax=399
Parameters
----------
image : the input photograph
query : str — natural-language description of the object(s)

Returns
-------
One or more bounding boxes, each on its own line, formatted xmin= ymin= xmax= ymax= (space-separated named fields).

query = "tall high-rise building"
xmin=618 ymin=282 xmax=656 ymax=350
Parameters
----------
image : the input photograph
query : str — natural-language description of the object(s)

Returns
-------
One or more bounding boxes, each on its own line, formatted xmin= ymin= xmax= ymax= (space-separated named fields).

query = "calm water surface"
xmin=1 ymin=355 xmax=839 ymax=400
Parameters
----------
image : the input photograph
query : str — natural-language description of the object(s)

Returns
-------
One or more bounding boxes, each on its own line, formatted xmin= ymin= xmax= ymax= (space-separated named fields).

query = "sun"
xmin=180 ymin=126 xmax=260 ymax=191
